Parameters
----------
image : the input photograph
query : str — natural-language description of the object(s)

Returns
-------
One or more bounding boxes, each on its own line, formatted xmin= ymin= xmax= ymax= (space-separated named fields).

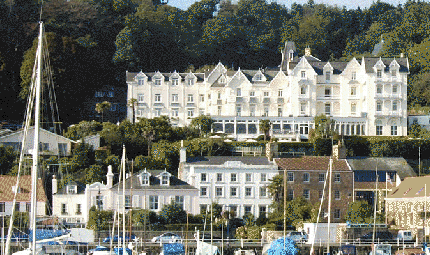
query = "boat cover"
xmin=267 ymin=237 xmax=299 ymax=255
xmin=113 ymin=247 xmax=132 ymax=255
xmin=163 ymin=243 xmax=185 ymax=255
xmin=29 ymin=229 xmax=70 ymax=242
xmin=195 ymin=242 xmax=219 ymax=255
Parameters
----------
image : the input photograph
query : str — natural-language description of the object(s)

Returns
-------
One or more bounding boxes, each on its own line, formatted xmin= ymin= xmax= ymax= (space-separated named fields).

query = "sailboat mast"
xmin=122 ymin=145 xmax=126 ymax=252
xmin=327 ymin=158 xmax=332 ymax=255
xmin=30 ymin=21 xmax=44 ymax=255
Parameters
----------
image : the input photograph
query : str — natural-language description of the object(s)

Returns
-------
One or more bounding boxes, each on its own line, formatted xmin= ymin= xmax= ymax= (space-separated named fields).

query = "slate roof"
xmin=362 ymin=58 xmax=409 ymax=73
xmin=387 ymin=176 xmax=430 ymax=199
xmin=275 ymin=156 xmax=350 ymax=171
xmin=347 ymin=157 xmax=415 ymax=180
xmin=0 ymin=175 xmax=47 ymax=202
xmin=55 ymin=181 xmax=86 ymax=195
xmin=111 ymin=170 xmax=197 ymax=190
xmin=186 ymin=156 xmax=272 ymax=166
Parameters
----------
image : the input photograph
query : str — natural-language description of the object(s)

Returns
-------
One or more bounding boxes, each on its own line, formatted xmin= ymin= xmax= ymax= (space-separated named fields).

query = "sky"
xmin=171 ymin=0 xmax=410 ymax=11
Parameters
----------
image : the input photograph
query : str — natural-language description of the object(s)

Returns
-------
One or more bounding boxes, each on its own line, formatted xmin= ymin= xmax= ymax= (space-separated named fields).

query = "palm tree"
xmin=127 ymin=98 xmax=138 ymax=124
xmin=95 ymin=101 xmax=111 ymax=122
xmin=259 ymin=119 xmax=272 ymax=141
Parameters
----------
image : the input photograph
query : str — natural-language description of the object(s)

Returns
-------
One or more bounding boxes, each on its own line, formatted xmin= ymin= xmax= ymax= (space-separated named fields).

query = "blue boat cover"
xmin=29 ymin=229 xmax=70 ymax=242
xmin=163 ymin=243 xmax=185 ymax=255
xmin=113 ymin=247 xmax=132 ymax=255
xmin=267 ymin=237 xmax=299 ymax=255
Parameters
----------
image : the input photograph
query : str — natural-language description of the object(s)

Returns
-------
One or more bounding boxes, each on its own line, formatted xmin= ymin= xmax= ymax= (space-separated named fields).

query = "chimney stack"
xmin=106 ymin=165 xmax=114 ymax=188
xmin=180 ymin=140 xmax=187 ymax=163
xmin=332 ymin=140 xmax=347 ymax=160
xmin=305 ymin=46 xmax=311 ymax=56
xmin=52 ymin=175 xmax=57 ymax=195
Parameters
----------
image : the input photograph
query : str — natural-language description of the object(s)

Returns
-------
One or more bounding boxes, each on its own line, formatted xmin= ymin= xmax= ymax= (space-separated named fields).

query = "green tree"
xmin=95 ymin=101 xmax=112 ymax=123
xmin=85 ymin=164 xmax=104 ymax=184
xmin=344 ymin=200 xmax=374 ymax=224
xmin=87 ymin=206 xmax=114 ymax=231
xmin=128 ymin=98 xmax=137 ymax=124
xmin=259 ymin=119 xmax=271 ymax=141
xmin=158 ymin=202 xmax=187 ymax=225
xmin=0 ymin=145 xmax=17 ymax=175
xmin=267 ymin=174 xmax=284 ymax=204
xmin=190 ymin=115 xmax=214 ymax=137
xmin=131 ymin=209 xmax=158 ymax=227
xmin=64 ymin=121 xmax=102 ymax=140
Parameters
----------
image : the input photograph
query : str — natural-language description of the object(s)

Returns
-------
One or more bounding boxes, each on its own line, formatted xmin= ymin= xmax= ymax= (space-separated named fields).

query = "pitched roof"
xmin=111 ymin=170 xmax=197 ymax=190
xmin=387 ymin=176 xmax=430 ymax=199
xmin=347 ymin=157 xmax=415 ymax=180
xmin=362 ymin=58 xmax=409 ymax=73
xmin=275 ymin=156 xmax=350 ymax=171
xmin=0 ymin=127 xmax=77 ymax=144
xmin=55 ymin=181 xmax=86 ymax=195
xmin=186 ymin=156 xmax=273 ymax=166
xmin=0 ymin=175 xmax=47 ymax=202
xmin=126 ymin=72 xmax=205 ymax=83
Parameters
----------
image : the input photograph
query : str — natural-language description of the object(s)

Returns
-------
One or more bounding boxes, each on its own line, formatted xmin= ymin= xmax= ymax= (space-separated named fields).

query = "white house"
xmin=51 ymin=175 xmax=87 ymax=226
xmin=0 ymin=127 xmax=76 ymax=156
xmin=0 ymin=175 xmax=47 ymax=217
xmin=178 ymin=146 xmax=279 ymax=217
xmin=126 ymin=42 xmax=409 ymax=140
xmin=52 ymin=166 xmax=200 ymax=224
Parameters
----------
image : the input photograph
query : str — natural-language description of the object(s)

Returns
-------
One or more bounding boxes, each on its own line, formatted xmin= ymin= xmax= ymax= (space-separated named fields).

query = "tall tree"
xmin=127 ymin=98 xmax=137 ymax=124
xmin=95 ymin=101 xmax=112 ymax=122
xmin=259 ymin=119 xmax=271 ymax=141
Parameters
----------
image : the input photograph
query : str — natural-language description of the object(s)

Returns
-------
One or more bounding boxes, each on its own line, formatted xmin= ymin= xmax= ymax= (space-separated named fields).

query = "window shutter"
xmin=132 ymin=195 xmax=139 ymax=208
xmin=184 ymin=196 xmax=191 ymax=212
xmin=159 ymin=195 xmax=164 ymax=208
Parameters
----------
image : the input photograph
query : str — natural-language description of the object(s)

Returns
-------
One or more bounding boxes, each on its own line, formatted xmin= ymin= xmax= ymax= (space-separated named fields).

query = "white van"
xmin=397 ymin=230 xmax=414 ymax=242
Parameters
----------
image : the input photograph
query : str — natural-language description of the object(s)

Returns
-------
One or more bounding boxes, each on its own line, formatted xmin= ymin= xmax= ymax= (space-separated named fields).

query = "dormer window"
xmin=325 ymin=72 xmax=330 ymax=82
xmin=67 ymin=185 xmax=77 ymax=194
xmin=289 ymin=50 xmax=294 ymax=60
xmin=154 ymin=77 xmax=162 ymax=86
xmin=255 ymin=74 xmax=262 ymax=81
xmin=352 ymin=72 xmax=356 ymax=80
xmin=142 ymin=173 xmax=149 ymax=185
xmin=377 ymin=70 xmax=382 ymax=78
xmin=161 ymin=173 xmax=170 ymax=186
xmin=236 ymin=88 xmax=241 ymax=97
xmin=138 ymin=78 xmax=144 ymax=86
xmin=391 ymin=70 xmax=396 ymax=77
xmin=187 ymin=78 xmax=194 ymax=86
xmin=172 ymin=77 xmax=179 ymax=86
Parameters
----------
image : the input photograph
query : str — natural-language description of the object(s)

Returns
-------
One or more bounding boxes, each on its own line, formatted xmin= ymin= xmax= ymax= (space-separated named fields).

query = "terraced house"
xmin=126 ymin=42 xmax=409 ymax=140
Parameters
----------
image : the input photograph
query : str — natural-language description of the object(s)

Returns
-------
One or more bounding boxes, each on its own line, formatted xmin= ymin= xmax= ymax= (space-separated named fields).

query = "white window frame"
xmin=231 ymin=173 xmax=237 ymax=182
xmin=200 ymin=187 xmax=207 ymax=197
xmin=303 ymin=172 xmax=310 ymax=182
xmin=303 ymin=189 xmax=310 ymax=200
xmin=215 ymin=187 xmax=223 ymax=197
xmin=187 ymin=94 xmax=194 ymax=102
xmin=172 ymin=77 xmax=179 ymax=86
xmin=154 ymin=94 xmax=161 ymax=102
xmin=391 ymin=125 xmax=398 ymax=136
xmin=287 ymin=172 xmax=294 ymax=182
xmin=245 ymin=187 xmax=253 ymax=197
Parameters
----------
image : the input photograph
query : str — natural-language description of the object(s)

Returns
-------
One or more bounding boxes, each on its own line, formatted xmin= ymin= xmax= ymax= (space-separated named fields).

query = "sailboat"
xmin=5 ymin=22 xmax=79 ymax=255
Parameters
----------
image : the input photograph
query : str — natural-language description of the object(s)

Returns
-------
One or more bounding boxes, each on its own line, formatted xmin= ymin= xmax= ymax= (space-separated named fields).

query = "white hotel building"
xmin=127 ymin=42 xmax=409 ymax=140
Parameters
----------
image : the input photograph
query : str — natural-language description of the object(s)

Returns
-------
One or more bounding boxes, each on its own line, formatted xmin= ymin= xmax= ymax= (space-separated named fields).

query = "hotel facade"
xmin=126 ymin=42 xmax=409 ymax=140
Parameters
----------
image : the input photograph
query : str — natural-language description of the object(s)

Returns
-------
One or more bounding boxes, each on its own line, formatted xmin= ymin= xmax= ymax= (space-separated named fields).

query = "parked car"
xmin=356 ymin=231 xmax=393 ymax=243
xmin=286 ymin=231 xmax=308 ymax=243
xmin=151 ymin=232 xmax=181 ymax=243
xmin=397 ymin=230 xmax=414 ymax=243
xmin=103 ymin=234 xmax=136 ymax=243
